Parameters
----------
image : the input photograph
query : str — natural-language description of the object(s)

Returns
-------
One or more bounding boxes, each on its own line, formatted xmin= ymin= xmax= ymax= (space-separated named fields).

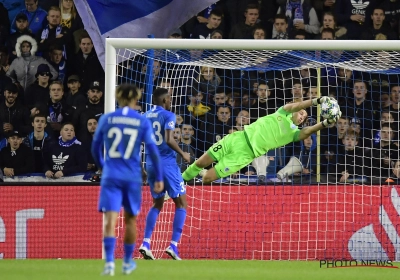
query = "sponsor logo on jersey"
xmin=168 ymin=121 xmax=175 ymax=128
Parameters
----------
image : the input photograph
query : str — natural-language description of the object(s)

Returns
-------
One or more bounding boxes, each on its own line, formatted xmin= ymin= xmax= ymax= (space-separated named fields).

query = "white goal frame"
xmin=104 ymin=38 xmax=400 ymax=260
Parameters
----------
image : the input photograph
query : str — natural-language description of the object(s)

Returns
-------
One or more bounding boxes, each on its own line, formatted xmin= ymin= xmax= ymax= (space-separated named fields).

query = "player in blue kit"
xmin=139 ymin=88 xmax=191 ymax=261
xmin=91 ymin=84 xmax=163 ymax=276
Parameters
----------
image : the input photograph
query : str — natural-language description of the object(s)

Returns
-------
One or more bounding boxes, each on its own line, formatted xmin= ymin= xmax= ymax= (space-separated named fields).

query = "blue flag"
xmin=75 ymin=0 xmax=216 ymax=68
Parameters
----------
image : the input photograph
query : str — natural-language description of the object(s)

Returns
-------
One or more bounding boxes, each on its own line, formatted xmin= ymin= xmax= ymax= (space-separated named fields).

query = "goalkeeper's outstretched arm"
xmin=298 ymin=116 xmax=339 ymax=140
xmin=283 ymin=97 xmax=330 ymax=113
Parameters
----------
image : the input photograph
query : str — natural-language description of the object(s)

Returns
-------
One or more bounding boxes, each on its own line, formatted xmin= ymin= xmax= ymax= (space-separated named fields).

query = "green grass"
xmin=0 ymin=260 xmax=399 ymax=280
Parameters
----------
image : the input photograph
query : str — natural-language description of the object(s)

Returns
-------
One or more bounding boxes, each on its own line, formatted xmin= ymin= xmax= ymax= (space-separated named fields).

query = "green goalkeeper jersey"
xmin=243 ymin=106 xmax=301 ymax=157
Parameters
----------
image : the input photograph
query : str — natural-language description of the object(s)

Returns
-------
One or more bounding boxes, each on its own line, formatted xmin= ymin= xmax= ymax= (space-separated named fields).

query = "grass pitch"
xmin=0 ymin=260 xmax=399 ymax=280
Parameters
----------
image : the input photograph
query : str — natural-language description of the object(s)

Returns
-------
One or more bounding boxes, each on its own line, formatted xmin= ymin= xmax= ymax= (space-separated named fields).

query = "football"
xmin=320 ymin=98 xmax=340 ymax=120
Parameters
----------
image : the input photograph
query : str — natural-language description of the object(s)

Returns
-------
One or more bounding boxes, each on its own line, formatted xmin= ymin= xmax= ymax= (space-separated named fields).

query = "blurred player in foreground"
xmin=139 ymin=88 xmax=191 ymax=260
xmin=91 ymin=84 xmax=163 ymax=276
xmin=182 ymin=97 xmax=341 ymax=183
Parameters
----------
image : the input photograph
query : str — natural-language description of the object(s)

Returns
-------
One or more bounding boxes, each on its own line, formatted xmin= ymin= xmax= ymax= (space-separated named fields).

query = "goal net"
xmin=107 ymin=39 xmax=400 ymax=261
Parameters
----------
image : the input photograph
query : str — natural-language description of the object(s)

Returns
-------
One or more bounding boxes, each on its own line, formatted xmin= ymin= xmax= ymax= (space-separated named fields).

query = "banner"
xmin=1 ymin=185 xmax=399 ymax=260
xmin=74 ymin=0 xmax=216 ymax=68
xmin=0 ymin=186 xmax=101 ymax=259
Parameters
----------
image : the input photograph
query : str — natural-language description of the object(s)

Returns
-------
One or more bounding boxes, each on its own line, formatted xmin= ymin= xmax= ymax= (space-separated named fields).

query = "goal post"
xmin=105 ymin=38 xmax=400 ymax=261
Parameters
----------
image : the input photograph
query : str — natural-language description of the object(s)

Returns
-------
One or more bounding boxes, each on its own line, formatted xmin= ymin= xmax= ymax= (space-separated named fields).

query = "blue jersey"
xmin=145 ymin=105 xmax=176 ymax=164
xmin=91 ymin=106 xmax=162 ymax=182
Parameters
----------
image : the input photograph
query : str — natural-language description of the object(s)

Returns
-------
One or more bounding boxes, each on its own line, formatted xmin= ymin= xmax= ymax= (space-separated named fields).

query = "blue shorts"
xmin=98 ymin=179 xmax=142 ymax=215
xmin=147 ymin=163 xmax=185 ymax=199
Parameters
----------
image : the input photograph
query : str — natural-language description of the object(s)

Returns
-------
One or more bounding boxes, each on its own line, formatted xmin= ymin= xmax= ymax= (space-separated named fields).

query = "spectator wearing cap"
xmin=348 ymin=116 xmax=361 ymax=131
xmin=349 ymin=116 xmax=370 ymax=149
xmin=43 ymin=122 xmax=87 ymax=179
xmin=6 ymin=13 xmax=33 ymax=62
xmin=0 ymin=83 xmax=31 ymax=139
xmin=36 ymin=6 xmax=71 ymax=61
xmin=24 ymin=63 xmax=52 ymax=110
xmin=6 ymin=35 xmax=57 ymax=90
xmin=69 ymin=34 xmax=104 ymax=93
xmin=0 ymin=131 xmax=34 ymax=177
xmin=191 ymin=9 xmax=224 ymax=39
xmin=48 ymin=44 xmax=67 ymax=83
xmin=72 ymin=80 xmax=104 ymax=139
xmin=210 ymin=29 xmax=223 ymax=39
xmin=46 ymin=80 xmax=73 ymax=136
xmin=23 ymin=113 xmax=53 ymax=173
xmin=65 ymin=75 xmax=86 ymax=109
xmin=11 ymin=0 xmax=47 ymax=36
xmin=168 ymin=28 xmax=183 ymax=39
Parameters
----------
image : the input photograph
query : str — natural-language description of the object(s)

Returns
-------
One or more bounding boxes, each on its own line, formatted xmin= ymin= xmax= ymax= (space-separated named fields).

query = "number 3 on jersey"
xmin=108 ymin=127 xmax=138 ymax=159
xmin=153 ymin=121 xmax=163 ymax=145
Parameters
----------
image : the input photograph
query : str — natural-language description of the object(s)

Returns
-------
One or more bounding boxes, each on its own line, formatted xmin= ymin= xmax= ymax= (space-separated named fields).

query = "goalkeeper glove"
xmin=312 ymin=96 xmax=330 ymax=106
xmin=321 ymin=110 xmax=342 ymax=127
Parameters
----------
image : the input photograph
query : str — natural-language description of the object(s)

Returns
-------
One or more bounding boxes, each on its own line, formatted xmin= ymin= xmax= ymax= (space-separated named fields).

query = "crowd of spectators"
xmin=0 ymin=0 xmax=104 ymax=180
xmin=1 ymin=0 xmax=400 ymax=185
xmin=184 ymin=0 xmax=400 ymax=41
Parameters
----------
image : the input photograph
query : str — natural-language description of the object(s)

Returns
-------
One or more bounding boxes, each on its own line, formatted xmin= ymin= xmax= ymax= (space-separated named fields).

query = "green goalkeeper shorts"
xmin=207 ymin=131 xmax=255 ymax=179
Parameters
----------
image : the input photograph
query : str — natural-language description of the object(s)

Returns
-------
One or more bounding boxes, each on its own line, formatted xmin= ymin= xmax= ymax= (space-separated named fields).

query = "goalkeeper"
xmin=182 ymin=97 xmax=341 ymax=184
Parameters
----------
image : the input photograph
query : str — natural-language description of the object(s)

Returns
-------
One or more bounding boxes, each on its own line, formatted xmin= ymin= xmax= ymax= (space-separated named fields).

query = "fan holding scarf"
xmin=274 ymin=0 xmax=320 ymax=38
xmin=36 ymin=6 xmax=71 ymax=60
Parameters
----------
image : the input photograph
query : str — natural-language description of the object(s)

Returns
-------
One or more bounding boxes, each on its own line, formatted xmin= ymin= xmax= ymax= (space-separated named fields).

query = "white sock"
xmin=171 ymin=241 xmax=178 ymax=246
xmin=143 ymin=238 xmax=151 ymax=244
xmin=252 ymin=156 xmax=268 ymax=176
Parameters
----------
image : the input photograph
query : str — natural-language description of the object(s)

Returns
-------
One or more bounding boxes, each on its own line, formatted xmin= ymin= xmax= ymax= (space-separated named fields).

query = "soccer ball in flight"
xmin=320 ymin=98 xmax=340 ymax=120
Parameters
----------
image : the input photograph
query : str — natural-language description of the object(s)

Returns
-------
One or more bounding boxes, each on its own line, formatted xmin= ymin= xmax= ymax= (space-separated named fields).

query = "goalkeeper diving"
xmin=182 ymin=97 xmax=341 ymax=184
